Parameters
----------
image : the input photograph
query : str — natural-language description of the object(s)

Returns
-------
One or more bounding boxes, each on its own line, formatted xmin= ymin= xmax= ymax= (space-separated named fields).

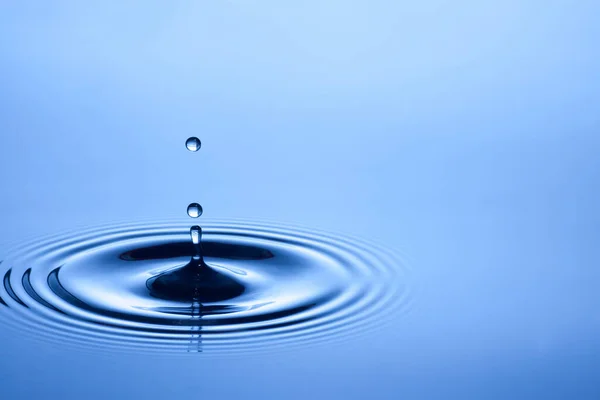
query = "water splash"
xmin=0 ymin=220 xmax=411 ymax=354
xmin=0 ymin=137 xmax=411 ymax=355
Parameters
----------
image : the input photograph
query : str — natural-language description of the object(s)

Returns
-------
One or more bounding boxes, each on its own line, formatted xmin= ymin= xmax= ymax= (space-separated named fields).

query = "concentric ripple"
xmin=0 ymin=220 xmax=412 ymax=354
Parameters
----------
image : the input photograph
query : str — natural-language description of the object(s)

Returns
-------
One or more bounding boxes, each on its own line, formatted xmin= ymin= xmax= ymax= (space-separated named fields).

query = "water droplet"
xmin=190 ymin=225 xmax=202 ymax=258
xmin=190 ymin=225 xmax=202 ymax=245
xmin=185 ymin=137 xmax=201 ymax=152
xmin=187 ymin=203 xmax=203 ymax=218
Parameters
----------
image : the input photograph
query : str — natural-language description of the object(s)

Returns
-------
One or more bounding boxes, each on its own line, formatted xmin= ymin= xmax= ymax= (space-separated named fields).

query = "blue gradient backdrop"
xmin=1 ymin=1 xmax=599 ymax=399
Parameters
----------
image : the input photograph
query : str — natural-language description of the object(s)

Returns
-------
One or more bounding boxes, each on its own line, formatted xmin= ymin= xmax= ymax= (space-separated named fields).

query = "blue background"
xmin=1 ymin=1 xmax=599 ymax=398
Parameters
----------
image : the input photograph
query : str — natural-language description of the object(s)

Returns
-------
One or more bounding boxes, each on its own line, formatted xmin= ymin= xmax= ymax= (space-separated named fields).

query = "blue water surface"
xmin=1 ymin=1 xmax=599 ymax=399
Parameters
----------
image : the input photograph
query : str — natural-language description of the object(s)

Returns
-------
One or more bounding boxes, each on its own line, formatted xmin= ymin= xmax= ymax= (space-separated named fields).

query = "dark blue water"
xmin=1 ymin=1 xmax=600 ymax=399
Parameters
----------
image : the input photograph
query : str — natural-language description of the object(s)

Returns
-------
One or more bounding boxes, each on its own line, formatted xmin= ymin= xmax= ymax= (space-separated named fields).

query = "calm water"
xmin=1 ymin=1 xmax=600 ymax=399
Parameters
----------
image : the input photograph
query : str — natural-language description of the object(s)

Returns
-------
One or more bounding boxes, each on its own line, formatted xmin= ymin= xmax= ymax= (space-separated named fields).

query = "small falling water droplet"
xmin=185 ymin=137 xmax=201 ymax=152
xmin=187 ymin=203 xmax=203 ymax=218
xmin=190 ymin=226 xmax=201 ymax=245
xmin=190 ymin=225 xmax=202 ymax=258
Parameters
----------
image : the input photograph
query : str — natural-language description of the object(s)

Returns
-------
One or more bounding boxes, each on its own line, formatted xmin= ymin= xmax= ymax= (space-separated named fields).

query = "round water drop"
xmin=185 ymin=137 xmax=201 ymax=152
xmin=187 ymin=203 xmax=203 ymax=218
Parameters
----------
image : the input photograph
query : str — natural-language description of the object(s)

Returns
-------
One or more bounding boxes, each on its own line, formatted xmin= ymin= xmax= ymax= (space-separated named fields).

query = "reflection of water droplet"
xmin=185 ymin=137 xmax=201 ymax=152
xmin=187 ymin=203 xmax=203 ymax=218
